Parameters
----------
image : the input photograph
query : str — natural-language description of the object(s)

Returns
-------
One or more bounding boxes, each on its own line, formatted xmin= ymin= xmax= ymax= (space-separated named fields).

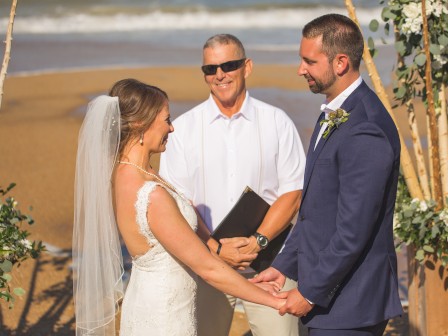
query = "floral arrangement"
xmin=0 ymin=183 xmax=44 ymax=308
xmin=394 ymin=176 xmax=448 ymax=266
xmin=369 ymin=0 xmax=447 ymax=108
xmin=368 ymin=0 xmax=448 ymax=265
xmin=320 ymin=108 xmax=350 ymax=139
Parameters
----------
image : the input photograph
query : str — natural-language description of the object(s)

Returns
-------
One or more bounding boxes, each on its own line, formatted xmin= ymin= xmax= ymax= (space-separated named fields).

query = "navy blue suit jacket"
xmin=272 ymin=81 xmax=403 ymax=329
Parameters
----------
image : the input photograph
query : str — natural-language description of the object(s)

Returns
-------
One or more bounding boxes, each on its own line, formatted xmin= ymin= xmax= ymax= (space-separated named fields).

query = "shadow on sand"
xmin=0 ymin=251 xmax=75 ymax=335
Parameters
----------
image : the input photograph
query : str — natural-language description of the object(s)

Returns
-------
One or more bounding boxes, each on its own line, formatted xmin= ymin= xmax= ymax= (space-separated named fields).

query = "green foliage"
xmin=394 ymin=176 xmax=448 ymax=265
xmin=369 ymin=0 xmax=448 ymax=110
xmin=0 ymin=183 xmax=45 ymax=308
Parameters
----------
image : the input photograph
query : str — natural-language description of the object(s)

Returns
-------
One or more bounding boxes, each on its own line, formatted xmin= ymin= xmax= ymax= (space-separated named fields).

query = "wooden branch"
xmin=345 ymin=0 xmax=424 ymax=200
xmin=438 ymin=85 xmax=448 ymax=206
xmin=422 ymin=0 xmax=443 ymax=210
xmin=407 ymin=101 xmax=431 ymax=200
xmin=0 ymin=0 xmax=18 ymax=110
xmin=394 ymin=29 xmax=431 ymax=200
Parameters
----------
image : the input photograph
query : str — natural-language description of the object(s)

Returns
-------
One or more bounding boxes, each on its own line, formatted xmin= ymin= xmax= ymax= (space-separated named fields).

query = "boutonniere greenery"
xmin=320 ymin=108 xmax=350 ymax=139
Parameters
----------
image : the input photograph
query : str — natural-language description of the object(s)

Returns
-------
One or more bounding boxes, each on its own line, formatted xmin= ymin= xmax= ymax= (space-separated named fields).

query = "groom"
xmin=252 ymin=14 xmax=403 ymax=335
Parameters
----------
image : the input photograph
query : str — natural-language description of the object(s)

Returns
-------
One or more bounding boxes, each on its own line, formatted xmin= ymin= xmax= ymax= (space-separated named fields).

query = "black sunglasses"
xmin=201 ymin=58 xmax=246 ymax=75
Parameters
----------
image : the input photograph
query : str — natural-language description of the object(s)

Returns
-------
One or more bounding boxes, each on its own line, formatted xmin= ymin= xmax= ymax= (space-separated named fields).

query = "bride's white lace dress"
xmin=120 ymin=181 xmax=198 ymax=336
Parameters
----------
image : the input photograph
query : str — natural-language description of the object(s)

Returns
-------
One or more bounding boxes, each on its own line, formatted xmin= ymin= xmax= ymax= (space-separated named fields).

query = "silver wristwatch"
xmin=252 ymin=232 xmax=269 ymax=249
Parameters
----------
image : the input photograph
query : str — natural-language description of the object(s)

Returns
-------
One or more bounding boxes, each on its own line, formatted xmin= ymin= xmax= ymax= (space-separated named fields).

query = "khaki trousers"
xmin=197 ymin=276 xmax=307 ymax=336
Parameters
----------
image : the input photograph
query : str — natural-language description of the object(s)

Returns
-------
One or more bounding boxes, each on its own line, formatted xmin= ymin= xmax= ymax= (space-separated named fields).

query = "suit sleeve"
xmin=300 ymin=121 xmax=395 ymax=307
xmin=271 ymin=221 xmax=300 ymax=281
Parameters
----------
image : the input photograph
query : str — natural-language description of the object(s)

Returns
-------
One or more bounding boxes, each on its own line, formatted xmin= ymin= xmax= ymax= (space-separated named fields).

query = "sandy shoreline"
xmin=0 ymin=65 xmax=411 ymax=334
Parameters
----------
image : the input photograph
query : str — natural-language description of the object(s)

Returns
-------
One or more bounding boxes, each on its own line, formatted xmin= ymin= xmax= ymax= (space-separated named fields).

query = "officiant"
xmin=159 ymin=34 xmax=306 ymax=336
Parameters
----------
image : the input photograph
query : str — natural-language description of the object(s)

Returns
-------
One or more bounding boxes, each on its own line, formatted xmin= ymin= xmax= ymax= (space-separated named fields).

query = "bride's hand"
xmin=274 ymin=297 xmax=287 ymax=310
xmin=254 ymin=281 xmax=282 ymax=295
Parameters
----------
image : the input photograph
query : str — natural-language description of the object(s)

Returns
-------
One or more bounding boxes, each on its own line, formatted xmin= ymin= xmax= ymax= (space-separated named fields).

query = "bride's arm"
xmin=147 ymin=186 xmax=284 ymax=310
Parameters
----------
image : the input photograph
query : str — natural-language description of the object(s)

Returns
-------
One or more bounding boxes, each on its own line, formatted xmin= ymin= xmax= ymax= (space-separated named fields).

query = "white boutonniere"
xmin=320 ymin=108 xmax=350 ymax=139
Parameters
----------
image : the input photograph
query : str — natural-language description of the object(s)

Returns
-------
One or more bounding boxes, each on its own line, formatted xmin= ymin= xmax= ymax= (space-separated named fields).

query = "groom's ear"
xmin=334 ymin=54 xmax=350 ymax=76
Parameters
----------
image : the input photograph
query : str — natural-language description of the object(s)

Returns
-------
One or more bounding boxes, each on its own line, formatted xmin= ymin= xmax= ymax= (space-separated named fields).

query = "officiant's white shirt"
xmin=160 ymin=92 xmax=306 ymax=232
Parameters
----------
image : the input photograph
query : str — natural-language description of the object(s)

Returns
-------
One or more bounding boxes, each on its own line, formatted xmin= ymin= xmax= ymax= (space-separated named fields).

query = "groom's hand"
xmin=218 ymin=237 xmax=258 ymax=270
xmin=249 ymin=267 xmax=286 ymax=289
xmin=276 ymin=288 xmax=314 ymax=317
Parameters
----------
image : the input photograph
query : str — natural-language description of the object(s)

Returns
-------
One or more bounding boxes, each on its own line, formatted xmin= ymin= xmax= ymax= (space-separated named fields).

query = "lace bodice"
xmin=120 ymin=181 xmax=199 ymax=336
xmin=133 ymin=181 xmax=198 ymax=266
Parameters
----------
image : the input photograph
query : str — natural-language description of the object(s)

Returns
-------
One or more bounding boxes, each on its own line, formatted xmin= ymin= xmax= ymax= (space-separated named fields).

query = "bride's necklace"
xmin=117 ymin=160 xmax=177 ymax=192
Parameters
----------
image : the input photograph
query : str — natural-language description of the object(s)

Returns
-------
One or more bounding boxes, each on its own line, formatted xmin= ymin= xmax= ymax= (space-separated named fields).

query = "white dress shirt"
xmin=314 ymin=76 xmax=363 ymax=150
xmin=160 ymin=92 xmax=306 ymax=232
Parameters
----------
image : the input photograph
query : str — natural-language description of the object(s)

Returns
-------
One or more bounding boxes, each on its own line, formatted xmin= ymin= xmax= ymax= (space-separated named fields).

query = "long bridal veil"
xmin=72 ymin=96 xmax=124 ymax=335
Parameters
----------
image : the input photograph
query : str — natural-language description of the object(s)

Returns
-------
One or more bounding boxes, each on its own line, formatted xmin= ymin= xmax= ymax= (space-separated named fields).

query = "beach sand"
xmin=0 ymin=65 xmax=411 ymax=335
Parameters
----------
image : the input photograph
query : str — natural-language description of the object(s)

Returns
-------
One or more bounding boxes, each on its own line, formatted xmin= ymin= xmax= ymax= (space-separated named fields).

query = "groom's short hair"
xmin=303 ymin=14 xmax=364 ymax=71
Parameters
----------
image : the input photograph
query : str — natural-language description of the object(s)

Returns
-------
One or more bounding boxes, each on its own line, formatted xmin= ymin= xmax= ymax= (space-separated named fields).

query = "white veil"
xmin=72 ymin=95 xmax=124 ymax=335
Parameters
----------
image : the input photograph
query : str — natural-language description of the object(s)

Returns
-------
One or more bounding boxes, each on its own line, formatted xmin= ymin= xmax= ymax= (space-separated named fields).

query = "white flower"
xmin=428 ymin=0 xmax=447 ymax=17
xmin=434 ymin=52 xmax=448 ymax=67
xmin=402 ymin=17 xmax=423 ymax=35
xmin=402 ymin=2 xmax=421 ymax=20
xmin=411 ymin=198 xmax=420 ymax=205
xmin=20 ymin=239 xmax=32 ymax=249
xmin=440 ymin=210 xmax=448 ymax=226
xmin=419 ymin=200 xmax=429 ymax=212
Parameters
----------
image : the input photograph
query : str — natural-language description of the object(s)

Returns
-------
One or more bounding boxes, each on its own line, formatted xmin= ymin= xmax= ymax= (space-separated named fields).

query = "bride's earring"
xmin=139 ymin=133 xmax=144 ymax=145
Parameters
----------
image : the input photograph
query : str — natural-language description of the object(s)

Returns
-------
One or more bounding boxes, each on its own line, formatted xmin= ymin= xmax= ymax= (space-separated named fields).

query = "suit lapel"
xmin=301 ymin=113 xmax=324 ymax=200
xmin=300 ymin=81 xmax=370 ymax=203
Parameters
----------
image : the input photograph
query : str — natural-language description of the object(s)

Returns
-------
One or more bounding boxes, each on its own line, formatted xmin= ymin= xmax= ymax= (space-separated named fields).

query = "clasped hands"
xmin=214 ymin=238 xmax=313 ymax=317
xmin=249 ymin=267 xmax=314 ymax=317
xmin=216 ymin=236 xmax=260 ymax=270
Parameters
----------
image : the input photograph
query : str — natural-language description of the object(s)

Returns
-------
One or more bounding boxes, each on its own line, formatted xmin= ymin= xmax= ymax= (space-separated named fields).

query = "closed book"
xmin=211 ymin=186 xmax=292 ymax=273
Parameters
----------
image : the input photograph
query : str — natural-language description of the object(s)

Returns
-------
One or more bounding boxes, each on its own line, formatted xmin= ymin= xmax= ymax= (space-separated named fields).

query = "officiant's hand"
xmin=249 ymin=267 xmax=286 ymax=289
xmin=236 ymin=235 xmax=261 ymax=254
xmin=217 ymin=237 xmax=258 ymax=270
xmin=276 ymin=288 xmax=314 ymax=317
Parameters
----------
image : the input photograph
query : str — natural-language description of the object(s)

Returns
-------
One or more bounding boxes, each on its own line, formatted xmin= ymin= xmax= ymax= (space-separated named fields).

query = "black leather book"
xmin=211 ymin=186 xmax=292 ymax=273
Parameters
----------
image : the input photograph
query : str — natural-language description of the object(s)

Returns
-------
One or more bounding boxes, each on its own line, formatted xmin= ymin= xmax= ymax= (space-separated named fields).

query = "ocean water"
xmin=0 ymin=0 xmax=393 ymax=75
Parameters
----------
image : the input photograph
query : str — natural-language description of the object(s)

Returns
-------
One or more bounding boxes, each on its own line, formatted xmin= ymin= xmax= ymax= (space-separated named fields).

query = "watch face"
xmin=257 ymin=235 xmax=268 ymax=248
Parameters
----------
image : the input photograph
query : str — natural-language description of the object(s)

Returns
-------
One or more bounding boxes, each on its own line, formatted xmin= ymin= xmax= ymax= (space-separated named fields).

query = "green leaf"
xmin=369 ymin=20 xmax=379 ymax=32
xmin=369 ymin=48 xmax=378 ymax=58
xmin=429 ymin=44 xmax=441 ymax=55
xmin=395 ymin=41 xmax=406 ymax=56
xmin=414 ymin=53 xmax=426 ymax=66
xmin=2 ymin=274 xmax=12 ymax=282
xmin=7 ymin=183 xmax=16 ymax=193
xmin=0 ymin=260 xmax=13 ymax=272
xmin=395 ymin=86 xmax=407 ymax=99
xmin=13 ymin=287 xmax=25 ymax=296
xmin=423 ymin=245 xmax=435 ymax=253
xmin=368 ymin=37 xmax=375 ymax=51
xmin=438 ymin=34 xmax=448 ymax=47
xmin=384 ymin=22 xmax=390 ymax=36
xmin=415 ymin=249 xmax=425 ymax=261
xmin=381 ymin=7 xmax=395 ymax=21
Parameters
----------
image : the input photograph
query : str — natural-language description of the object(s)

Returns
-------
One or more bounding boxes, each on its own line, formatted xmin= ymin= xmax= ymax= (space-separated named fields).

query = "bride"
xmin=72 ymin=78 xmax=284 ymax=335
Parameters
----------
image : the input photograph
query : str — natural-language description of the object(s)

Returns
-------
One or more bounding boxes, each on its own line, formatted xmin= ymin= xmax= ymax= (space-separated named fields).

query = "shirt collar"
xmin=320 ymin=76 xmax=362 ymax=115
xmin=206 ymin=91 xmax=254 ymax=124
